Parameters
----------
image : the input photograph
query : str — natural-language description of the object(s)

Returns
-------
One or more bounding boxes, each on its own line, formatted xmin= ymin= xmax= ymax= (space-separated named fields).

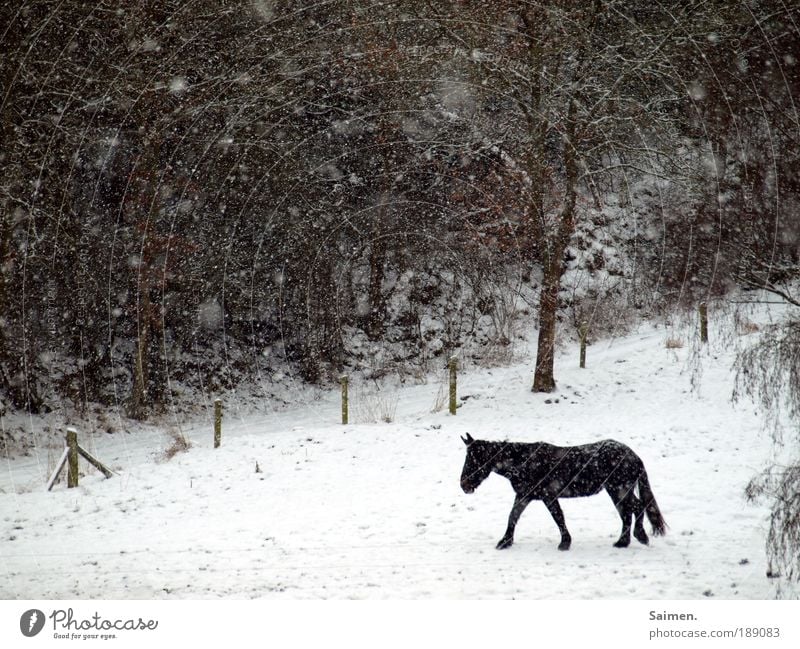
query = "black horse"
xmin=460 ymin=433 xmax=667 ymax=550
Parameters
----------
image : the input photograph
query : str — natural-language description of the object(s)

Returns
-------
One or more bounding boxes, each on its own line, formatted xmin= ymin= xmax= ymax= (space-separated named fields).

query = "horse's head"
xmin=460 ymin=433 xmax=494 ymax=493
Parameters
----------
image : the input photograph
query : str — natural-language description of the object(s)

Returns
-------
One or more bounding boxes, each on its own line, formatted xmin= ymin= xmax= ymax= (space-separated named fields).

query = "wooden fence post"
xmin=340 ymin=375 xmax=349 ymax=425
xmin=449 ymin=356 xmax=457 ymax=415
xmin=47 ymin=428 xmax=113 ymax=491
xmin=214 ymin=398 xmax=222 ymax=448
xmin=77 ymin=446 xmax=113 ymax=478
xmin=46 ymin=447 xmax=70 ymax=492
xmin=579 ymin=320 xmax=588 ymax=369
xmin=699 ymin=302 xmax=708 ymax=343
xmin=66 ymin=428 xmax=79 ymax=488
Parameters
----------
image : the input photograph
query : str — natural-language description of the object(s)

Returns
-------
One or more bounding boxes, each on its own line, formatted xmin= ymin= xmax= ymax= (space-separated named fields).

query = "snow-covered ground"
xmin=0 ymin=314 xmax=783 ymax=599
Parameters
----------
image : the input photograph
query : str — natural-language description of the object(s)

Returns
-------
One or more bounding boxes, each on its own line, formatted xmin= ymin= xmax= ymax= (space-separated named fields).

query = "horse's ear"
xmin=461 ymin=433 xmax=475 ymax=446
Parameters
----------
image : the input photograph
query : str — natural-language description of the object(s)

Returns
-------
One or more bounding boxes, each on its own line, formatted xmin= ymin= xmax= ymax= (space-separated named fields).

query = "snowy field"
xmin=0 ymin=318 xmax=781 ymax=599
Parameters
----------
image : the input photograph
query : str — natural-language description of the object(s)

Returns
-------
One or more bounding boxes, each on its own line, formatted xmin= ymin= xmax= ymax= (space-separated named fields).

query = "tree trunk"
xmin=531 ymin=190 xmax=578 ymax=392
xmin=367 ymin=127 xmax=393 ymax=341
xmin=126 ymin=132 xmax=168 ymax=419
xmin=0 ymin=217 xmax=10 ymax=383
xmin=532 ymin=259 xmax=561 ymax=392
xmin=532 ymin=98 xmax=579 ymax=393
xmin=367 ymin=209 xmax=387 ymax=340
xmin=129 ymin=286 xmax=152 ymax=420
xmin=0 ymin=24 xmax=19 ymax=400
xmin=302 ymin=253 xmax=343 ymax=381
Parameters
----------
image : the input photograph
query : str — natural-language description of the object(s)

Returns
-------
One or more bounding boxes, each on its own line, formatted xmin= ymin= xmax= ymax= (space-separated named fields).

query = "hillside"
xmin=0 ymin=309 xmax=782 ymax=599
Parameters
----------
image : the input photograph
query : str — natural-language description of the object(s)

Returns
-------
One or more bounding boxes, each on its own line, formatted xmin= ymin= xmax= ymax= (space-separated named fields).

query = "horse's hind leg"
xmin=544 ymin=499 xmax=572 ymax=551
xmin=632 ymin=495 xmax=649 ymax=545
xmin=608 ymin=486 xmax=634 ymax=548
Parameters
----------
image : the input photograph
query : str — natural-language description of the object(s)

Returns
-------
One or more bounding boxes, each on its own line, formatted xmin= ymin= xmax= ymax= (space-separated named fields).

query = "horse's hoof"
xmin=613 ymin=539 xmax=630 ymax=548
xmin=496 ymin=538 xmax=513 ymax=550
xmin=558 ymin=540 xmax=571 ymax=551
xmin=635 ymin=533 xmax=649 ymax=546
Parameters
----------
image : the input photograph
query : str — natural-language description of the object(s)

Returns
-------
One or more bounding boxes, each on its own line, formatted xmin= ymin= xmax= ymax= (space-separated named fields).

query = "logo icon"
xmin=20 ymin=609 xmax=45 ymax=637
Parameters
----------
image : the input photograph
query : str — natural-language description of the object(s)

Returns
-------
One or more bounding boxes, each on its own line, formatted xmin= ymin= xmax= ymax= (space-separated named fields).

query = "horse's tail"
xmin=638 ymin=468 xmax=667 ymax=536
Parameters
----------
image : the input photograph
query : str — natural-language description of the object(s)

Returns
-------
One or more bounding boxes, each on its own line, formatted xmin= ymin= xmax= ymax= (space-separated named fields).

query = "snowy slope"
xmin=0 ymin=316 xmax=780 ymax=599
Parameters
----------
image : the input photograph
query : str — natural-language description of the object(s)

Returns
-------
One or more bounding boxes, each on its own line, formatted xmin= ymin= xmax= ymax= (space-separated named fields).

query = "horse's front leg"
xmin=496 ymin=494 xmax=531 ymax=549
xmin=544 ymin=499 xmax=572 ymax=550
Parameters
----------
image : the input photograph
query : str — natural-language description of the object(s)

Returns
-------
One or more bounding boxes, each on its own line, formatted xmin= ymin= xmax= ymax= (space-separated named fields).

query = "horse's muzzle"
xmin=461 ymin=481 xmax=474 ymax=494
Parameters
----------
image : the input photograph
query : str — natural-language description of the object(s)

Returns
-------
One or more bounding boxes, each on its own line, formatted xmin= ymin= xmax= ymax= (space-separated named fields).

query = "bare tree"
xmin=417 ymin=0 xmax=705 ymax=390
xmin=736 ymin=318 xmax=800 ymax=587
